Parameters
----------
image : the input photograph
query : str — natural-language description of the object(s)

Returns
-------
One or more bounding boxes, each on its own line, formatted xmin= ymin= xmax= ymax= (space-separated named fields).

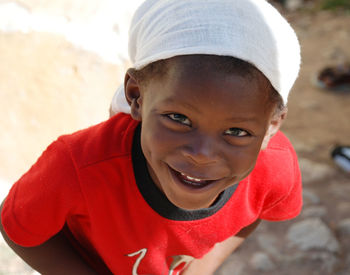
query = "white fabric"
xmin=111 ymin=0 xmax=301 ymax=114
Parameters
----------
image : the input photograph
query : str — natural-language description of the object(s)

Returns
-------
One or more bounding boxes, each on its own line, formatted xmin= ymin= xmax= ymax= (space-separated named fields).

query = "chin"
xmin=168 ymin=193 xmax=216 ymax=210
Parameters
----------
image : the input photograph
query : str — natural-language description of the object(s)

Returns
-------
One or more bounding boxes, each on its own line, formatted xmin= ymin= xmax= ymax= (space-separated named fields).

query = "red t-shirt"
xmin=1 ymin=113 xmax=302 ymax=274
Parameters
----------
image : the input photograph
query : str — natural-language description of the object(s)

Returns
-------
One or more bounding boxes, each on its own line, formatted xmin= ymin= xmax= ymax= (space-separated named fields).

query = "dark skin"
xmin=126 ymin=57 xmax=285 ymax=210
xmin=0 ymin=200 xmax=97 ymax=275
xmin=0 ymin=57 xmax=285 ymax=274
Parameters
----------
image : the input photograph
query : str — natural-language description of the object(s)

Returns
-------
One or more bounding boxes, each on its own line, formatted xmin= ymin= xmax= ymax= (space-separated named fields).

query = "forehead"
xmin=167 ymin=55 xmax=266 ymax=80
xmin=165 ymin=56 xmax=270 ymax=101
xmin=165 ymin=56 xmax=271 ymax=94
xmin=143 ymin=57 xmax=274 ymax=120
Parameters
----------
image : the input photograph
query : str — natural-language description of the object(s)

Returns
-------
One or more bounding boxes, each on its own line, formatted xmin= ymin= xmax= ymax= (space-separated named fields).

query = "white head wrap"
xmin=111 ymin=0 xmax=301 ymax=114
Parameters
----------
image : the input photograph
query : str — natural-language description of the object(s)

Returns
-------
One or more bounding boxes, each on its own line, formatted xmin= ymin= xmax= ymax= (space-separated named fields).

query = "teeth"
xmin=181 ymin=172 xmax=204 ymax=182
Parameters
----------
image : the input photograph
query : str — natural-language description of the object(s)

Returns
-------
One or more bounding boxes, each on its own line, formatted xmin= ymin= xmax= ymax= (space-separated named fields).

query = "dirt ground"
xmin=281 ymin=6 xmax=350 ymax=223
xmin=284 ymin=8 xmax=350 ymax=162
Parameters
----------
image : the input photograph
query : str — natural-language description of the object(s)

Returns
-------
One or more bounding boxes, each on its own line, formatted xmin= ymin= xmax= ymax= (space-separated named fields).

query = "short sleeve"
xmin=259 ymin=147 xmax=302 ymax=221
xmin=1 ymin=138 xmax=83 ymax=247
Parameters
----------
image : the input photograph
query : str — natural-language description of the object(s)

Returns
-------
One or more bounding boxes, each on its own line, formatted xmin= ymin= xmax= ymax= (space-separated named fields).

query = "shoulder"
xmin=57 ymin=113 xmax=139 ymax=168
xmin=249 ymin=131 xmax=300 ymax=198
xmin=245 ymin=131 xmax=302 ymax=220
xmin=257 ymin=131 xmax=298 ymax=175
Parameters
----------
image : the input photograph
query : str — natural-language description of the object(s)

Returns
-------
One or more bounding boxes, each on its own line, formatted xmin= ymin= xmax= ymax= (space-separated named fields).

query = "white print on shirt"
xmin=127 ymin=248 xmax=147 ymax=275
xmin=127 ymin=248 xmax=194 ymax=275
xmin=168 ymin=255 xmax=194 ymax=275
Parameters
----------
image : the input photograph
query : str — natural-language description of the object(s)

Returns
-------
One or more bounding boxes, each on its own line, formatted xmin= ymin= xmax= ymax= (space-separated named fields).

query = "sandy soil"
xmin=284 ymin=9 xmax=350 ymax=162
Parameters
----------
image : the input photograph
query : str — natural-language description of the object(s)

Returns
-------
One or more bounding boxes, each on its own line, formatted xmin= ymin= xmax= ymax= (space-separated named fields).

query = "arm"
xmin=0 ymin=199 xmax=97 ymax=275
xmin=182 ymin=219 xmax=261 ymax=275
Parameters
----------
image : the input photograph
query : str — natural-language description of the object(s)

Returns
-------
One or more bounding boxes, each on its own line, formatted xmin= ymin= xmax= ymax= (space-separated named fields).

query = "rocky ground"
xmin=1 ymin=1 xmax=350 ymax=275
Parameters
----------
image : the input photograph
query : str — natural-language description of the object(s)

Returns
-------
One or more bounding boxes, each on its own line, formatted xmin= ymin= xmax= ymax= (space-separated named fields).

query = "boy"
xmin=0 ymin=0 xmax=302 ymax=274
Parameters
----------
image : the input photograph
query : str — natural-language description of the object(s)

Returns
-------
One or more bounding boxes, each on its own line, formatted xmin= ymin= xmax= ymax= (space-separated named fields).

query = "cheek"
xmin=227 ymin=145 xmax=262 ymax=175
xmin=141 ymin=121 xmax=180 ymax=159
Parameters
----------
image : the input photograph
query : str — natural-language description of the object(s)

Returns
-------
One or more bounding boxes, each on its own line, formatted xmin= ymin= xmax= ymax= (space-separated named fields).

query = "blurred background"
xmin=0 ymin=0 xmax=349 ymax=274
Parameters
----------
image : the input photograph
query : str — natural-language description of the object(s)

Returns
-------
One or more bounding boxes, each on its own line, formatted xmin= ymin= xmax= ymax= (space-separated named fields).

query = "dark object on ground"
xmin=331 ymin=146 xmax=350 ymax=173
xmin=316 ymin=64 xmax=350 ymax=92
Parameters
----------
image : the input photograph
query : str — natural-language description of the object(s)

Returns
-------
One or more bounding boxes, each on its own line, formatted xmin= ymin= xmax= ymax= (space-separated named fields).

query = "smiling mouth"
xmin=170 ymin=167 xmax=217 ymax=189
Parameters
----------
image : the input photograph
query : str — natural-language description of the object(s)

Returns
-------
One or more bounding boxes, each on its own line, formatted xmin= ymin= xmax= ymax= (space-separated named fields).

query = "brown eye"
xmin=224 ymin=128 xmax=249 ymax=137
xmin=167 ymin=113 xmax=191 ymax=126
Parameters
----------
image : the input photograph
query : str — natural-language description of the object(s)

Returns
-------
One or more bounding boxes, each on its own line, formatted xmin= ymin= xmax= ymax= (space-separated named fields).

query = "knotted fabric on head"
xmin=111 ymin=0 xmax=301 ymax=114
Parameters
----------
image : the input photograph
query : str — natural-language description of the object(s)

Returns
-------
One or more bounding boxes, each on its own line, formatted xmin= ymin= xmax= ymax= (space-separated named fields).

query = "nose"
xmin=181 ymin=133 xmax=220 ymax=165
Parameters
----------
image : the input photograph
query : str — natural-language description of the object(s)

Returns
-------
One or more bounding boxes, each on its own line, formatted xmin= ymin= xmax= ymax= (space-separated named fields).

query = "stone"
xmin=284 ymin=251 xmax=339 ymax=274
xmin=257 ymin=234 xmax=281 ymax=258
xmin=0 ymin=0 xmax=142 ymax=63
xmin=307 ymin=251 xmax=339 ymax=273
xmin=250 ymin=252 xmax=276 ymax=271
xmin=302 ymin=189 xmax=321 ymax=206
xmin=298 ymin=158 xmax=336 ymax=184
xmin=301 ymin=205 xmax=327 ymax=218
xmin=215 ymin=254 xmax=246 ymax=275
xmin=0 ymin=32 xmax=122 ymax=182
xmin=287 ymin=218 xmax=340 ymax=253
xmin=285 ymin=0 xmax=304 ymax=11
xmin=337 ymin=219 xmax=350 ymax=236
xmin=337 ymin=202 xmax=350 ymax=216
xmin=329 ymin=183 xmax=350 ymax=201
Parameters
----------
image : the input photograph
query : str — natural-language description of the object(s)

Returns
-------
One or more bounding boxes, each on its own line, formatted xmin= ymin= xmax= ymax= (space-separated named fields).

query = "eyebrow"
xmin=225 ymin=116 xmax=259 ymax=123
xmin=162 ymin=98 xmax=201 ymax=113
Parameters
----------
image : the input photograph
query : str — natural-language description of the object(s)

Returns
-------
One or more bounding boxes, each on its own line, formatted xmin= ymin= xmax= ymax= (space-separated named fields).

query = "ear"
xmin=124 ymin=69 xmax=142 ymax=121
xmin=261 ymin=108 xmax=288 ymax=150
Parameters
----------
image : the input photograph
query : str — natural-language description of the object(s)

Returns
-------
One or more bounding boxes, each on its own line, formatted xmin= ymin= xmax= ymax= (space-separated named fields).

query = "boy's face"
xmin=126 ymin=61 xmax=284 ymax=210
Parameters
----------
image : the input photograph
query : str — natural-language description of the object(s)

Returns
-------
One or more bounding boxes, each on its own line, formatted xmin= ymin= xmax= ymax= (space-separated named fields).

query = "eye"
xmin=224 ymin=128 xmax=249 ymax=137
xmin=166 ymin=113 xmax=191 ymax=126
